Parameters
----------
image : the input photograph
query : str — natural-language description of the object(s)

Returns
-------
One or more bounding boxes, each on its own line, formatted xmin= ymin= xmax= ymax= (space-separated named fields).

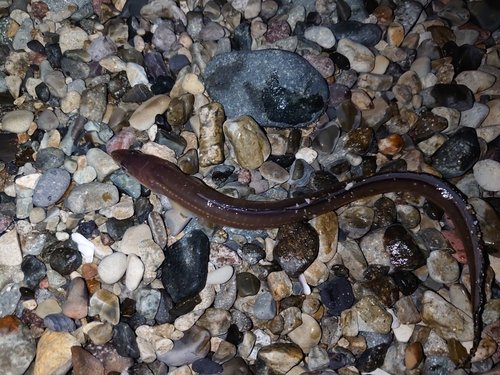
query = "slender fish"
xmin=112 ymin=149 xmax=485 ymax=365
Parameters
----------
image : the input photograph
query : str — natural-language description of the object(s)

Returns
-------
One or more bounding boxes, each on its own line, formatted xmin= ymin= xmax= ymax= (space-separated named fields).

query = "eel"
xmin=111 ymin=148 xmax=485 ymax=365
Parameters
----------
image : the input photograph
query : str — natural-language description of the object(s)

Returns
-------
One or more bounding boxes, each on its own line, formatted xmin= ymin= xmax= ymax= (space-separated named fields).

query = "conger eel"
xmin=111 ymin=148 xmax=485 ymax=366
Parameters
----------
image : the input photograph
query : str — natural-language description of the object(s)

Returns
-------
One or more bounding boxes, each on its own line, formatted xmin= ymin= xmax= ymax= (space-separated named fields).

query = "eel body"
xmin=111 ymin=149 xmax=485 ymax=364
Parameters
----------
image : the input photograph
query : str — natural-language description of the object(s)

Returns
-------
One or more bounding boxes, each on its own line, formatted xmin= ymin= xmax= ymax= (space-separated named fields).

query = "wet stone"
xmin=156 ymin=325 xmax=210 ymax=367
xmin=273 ymin=222 xmax=319 ymax=277
xmin=236 ymin=271 xmax=260 ymax=297
xmin=356 ymin=343 xmax=389 ymax=373
xmin=161 ymin=230 xmax=210 ymax=303
xmin=431 ymin=127 xmax=480 ymax=178
xmin=383 ymin=224 xmax=425 ymax=271
xmin=48 ymin=247 xmax=82 ymax=276
xmin=204 ymin=50 xmax=328 ymax=128
xmin=321 ymin=277 xmax=354 ymax=316
xmin=256 ymin=343 xmax=303 ymax=374
xmin=89 ymin=289 xmax=120 ymax=325
xmin=113 ymin=322 xmax=140 ymax=359
xmin=338 ymin=206 xmax=374 ymax=239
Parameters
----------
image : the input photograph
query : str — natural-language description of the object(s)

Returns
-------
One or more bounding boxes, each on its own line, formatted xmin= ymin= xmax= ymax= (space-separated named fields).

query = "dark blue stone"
xmin=161 ymin=230 xmax=210 ymax=303
xmin=27 ymin=40 xmax=45 ymax=54
xmin=60 ymin=57 xmax=90 ymax=80
xmin=452 ymin=44 xmax=485 ymax=75
xmin=169 ymin=54 xmax=190 ymax=74
xmin=232 ymin=21 xmax=252 ymax=51
xmin=356 ymin=343 xmax=389 ymax=372
xmin=192 ymin=358 xmax=223 ymax=374
xmin=44 ymin=313 xmax=77 ymax=332
xmin=35 ymin=82 xmax=50 ymax=102
xmin=113 ymin=322 xmax=140 ymax=358
xmin=320 ymin=277 xmax=354 ymax=316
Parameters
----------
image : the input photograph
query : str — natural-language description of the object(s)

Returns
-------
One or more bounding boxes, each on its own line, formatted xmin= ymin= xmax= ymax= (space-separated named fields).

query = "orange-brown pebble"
xmin=372 ymin=5 xmax=394 ymax=26
xmin=82 ymin=262 xmax=99 ymax=279
xmin=405 ymin=341 xmax=423 ymax=370
xmin=0 ymin=315 xmax=20 ymax=334
xmin=85 ymin=279 xmax=101 ymax=295
xmin=378 ymin=133 xmax=403 ymax=156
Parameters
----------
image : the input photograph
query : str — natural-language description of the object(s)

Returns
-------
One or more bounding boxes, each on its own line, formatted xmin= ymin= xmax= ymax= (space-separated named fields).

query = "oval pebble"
xmin=2 ymin=110 xmax=34 ymax=133
xmin=98 ymin=252 xmax=128 ymax=284
xmin=33 ymin=168 xmax=71 ymax=207
xmin=206 ymin=265 xmax=234 ymax=285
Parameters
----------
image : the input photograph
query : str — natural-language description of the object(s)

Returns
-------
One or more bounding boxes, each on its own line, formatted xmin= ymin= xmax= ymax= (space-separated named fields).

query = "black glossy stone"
xmin=48 ymin=247 xmax=82 ymax=276
xmin=431 ymin=127 xmax=480 ymax=178
xmin=35 ymin=82 xmax=50 ymax=102
xmin=151 ymin=75 xmax=175 ymax=95
xmin=21 ymin=255 xmax=47 ymax=289
xmin=356 ymin=343 xmax=389 ymax=372
xmin=161 ymin=230 xmax=210 ymax=303
xmin=108 ymin=71 xmax=131 ymax=99
xmin=122 ymin=84 xmax=153 ymax=102
xmin=225 ymin=324 xmax=243 ymax=346
xmin=309 ymin=170 xmax=339 ymax=190
xmin=383 ymin=224 xmax=425 ymax=271
xmin=321 ymin=277 xmax=354 ymax=316
xmin=204 ymin=50 xmax=328 ymax=128
xmin=106 ymin=217 xmax=134 ymax=241
xmin=113 ymin=322 xmax=140 ymax=359
xmin=27 ymin=40 xmax=45 ymax=54
xmin=372 ymin=197 xmax=397 ymax=229
xmin=134 ymin=196 xmax=153 ymax=224
xmin=451 ymin=44 xmax=485 ymax=75
xmin=60 ymin=57 xmax=90 ymax=80
xmin=77 ymin=221 xmax=97 ymax=237
xmin=392 ymin=270 xmax=419 ymax=296
xmin=155 ymin=129 xmax=187 ymax=156
xmin=362 ymin=275 xmax=399 ymax=307
xmin=237 ymin=243 xmax=266 ymax=265
xmin=154 ymin=289 xmax=175 ymax=324
xmin=329 ymin=52 xmax=350 ymax=70
xmin=0 ymin=133 xmax=18 ymax=164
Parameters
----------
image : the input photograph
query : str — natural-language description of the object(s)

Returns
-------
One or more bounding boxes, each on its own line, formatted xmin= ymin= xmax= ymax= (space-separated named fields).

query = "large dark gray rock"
xmin=204 ymin=50 xmax=329 ymax=128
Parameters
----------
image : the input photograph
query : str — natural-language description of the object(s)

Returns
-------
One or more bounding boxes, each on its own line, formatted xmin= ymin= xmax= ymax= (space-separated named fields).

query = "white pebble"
xmin=126 ymin=253 xmax=145 ymax=291
xmin=206 ymin=265 xmax=234 ymax=284
xmin=71 ymin=232 xmax=95 ymax=263
xmin=98 ymin=252 xmax=127 ymax=284
xmin=473 ymin=159 xmax=500 ymax=192
xmin=298 ymin=273 xmax=311 ymax=295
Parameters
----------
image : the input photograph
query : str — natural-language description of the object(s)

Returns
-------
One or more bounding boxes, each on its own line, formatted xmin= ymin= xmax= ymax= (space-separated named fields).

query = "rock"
xmin=161 ymin=230 xmax=210 ymax=303
xmin=287 ymin=314 xmax=321 ymax=353
xmin=204 ymin=50 xmax=328 ymax=128
xmin=98 ymin=252 xmax=127 ymax=284
xmin=156 ymin=325 xmax=210 ymax=367
xmin=33 ymin=168 xmax=71 ymax=207
xmin=0 ymin=315 xmax=36 ymax=375
xmin=65 ymin=182 xmax=119 ymax=214
xmin=128 ymin=95 xmax=171 ymax=131
xmin=34 ymin=329 xmax=81 ymax=375
xmin=2 ymin=110 xmax=34 ymax=133
xmin=336 ymin=38 xmax=375 ymax=73
xmin=256 ymin=343 xmax=303 ymax=374
xmin=71 ymin=346 xmax=105 ymax=375
xmin=62 ymin=277 xmax=88 ymax=319
xmin=0 ymin=230 xmax=23 ymax=266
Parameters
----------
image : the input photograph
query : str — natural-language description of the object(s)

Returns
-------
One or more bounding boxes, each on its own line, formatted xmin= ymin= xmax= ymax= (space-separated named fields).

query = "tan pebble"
xmin=378 ymin=133 xmax=403 ymax=156
xmin=181 ymin=73 xmax=205 ymax=95
xmin=405 ymin=341 xmax=423 ymax=369
xmin=387 ymin=22 xmax=405 ymax=46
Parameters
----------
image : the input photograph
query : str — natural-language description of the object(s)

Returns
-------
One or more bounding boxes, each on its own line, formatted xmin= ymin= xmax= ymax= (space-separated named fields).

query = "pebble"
xmin=206 ymin=265 xmax=233 ymax=285
xmin=34 ymin=329 xmax=80 ymax=375
xmin=336 ymin=38 xmax=375 ymax=73
xmin=156 ymin=325 xmax=210 ymax=367
xmin=61 ymin=277 xmax=88 ymax=319
xmin=89 ymin=289 xmax=120 ymax=325
xmin=256 ymin=343 xmax=303 ymax=374
xmin=473 ymin=159 xmax=500 ymax=191
xmin=98 ymin=252 xmax=127 ymax=284
xmin=2 ymin=110 xmax=34 ymax=133
xmin=65 ymin=181 xmax=119 ymax=214
xmin=32 ymin=168 xmax=71 ymax=207
xmin=0 ymin=230 xmax=23 ymax=266
xmin=0 ymin=315 xmax=36 ymax=374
